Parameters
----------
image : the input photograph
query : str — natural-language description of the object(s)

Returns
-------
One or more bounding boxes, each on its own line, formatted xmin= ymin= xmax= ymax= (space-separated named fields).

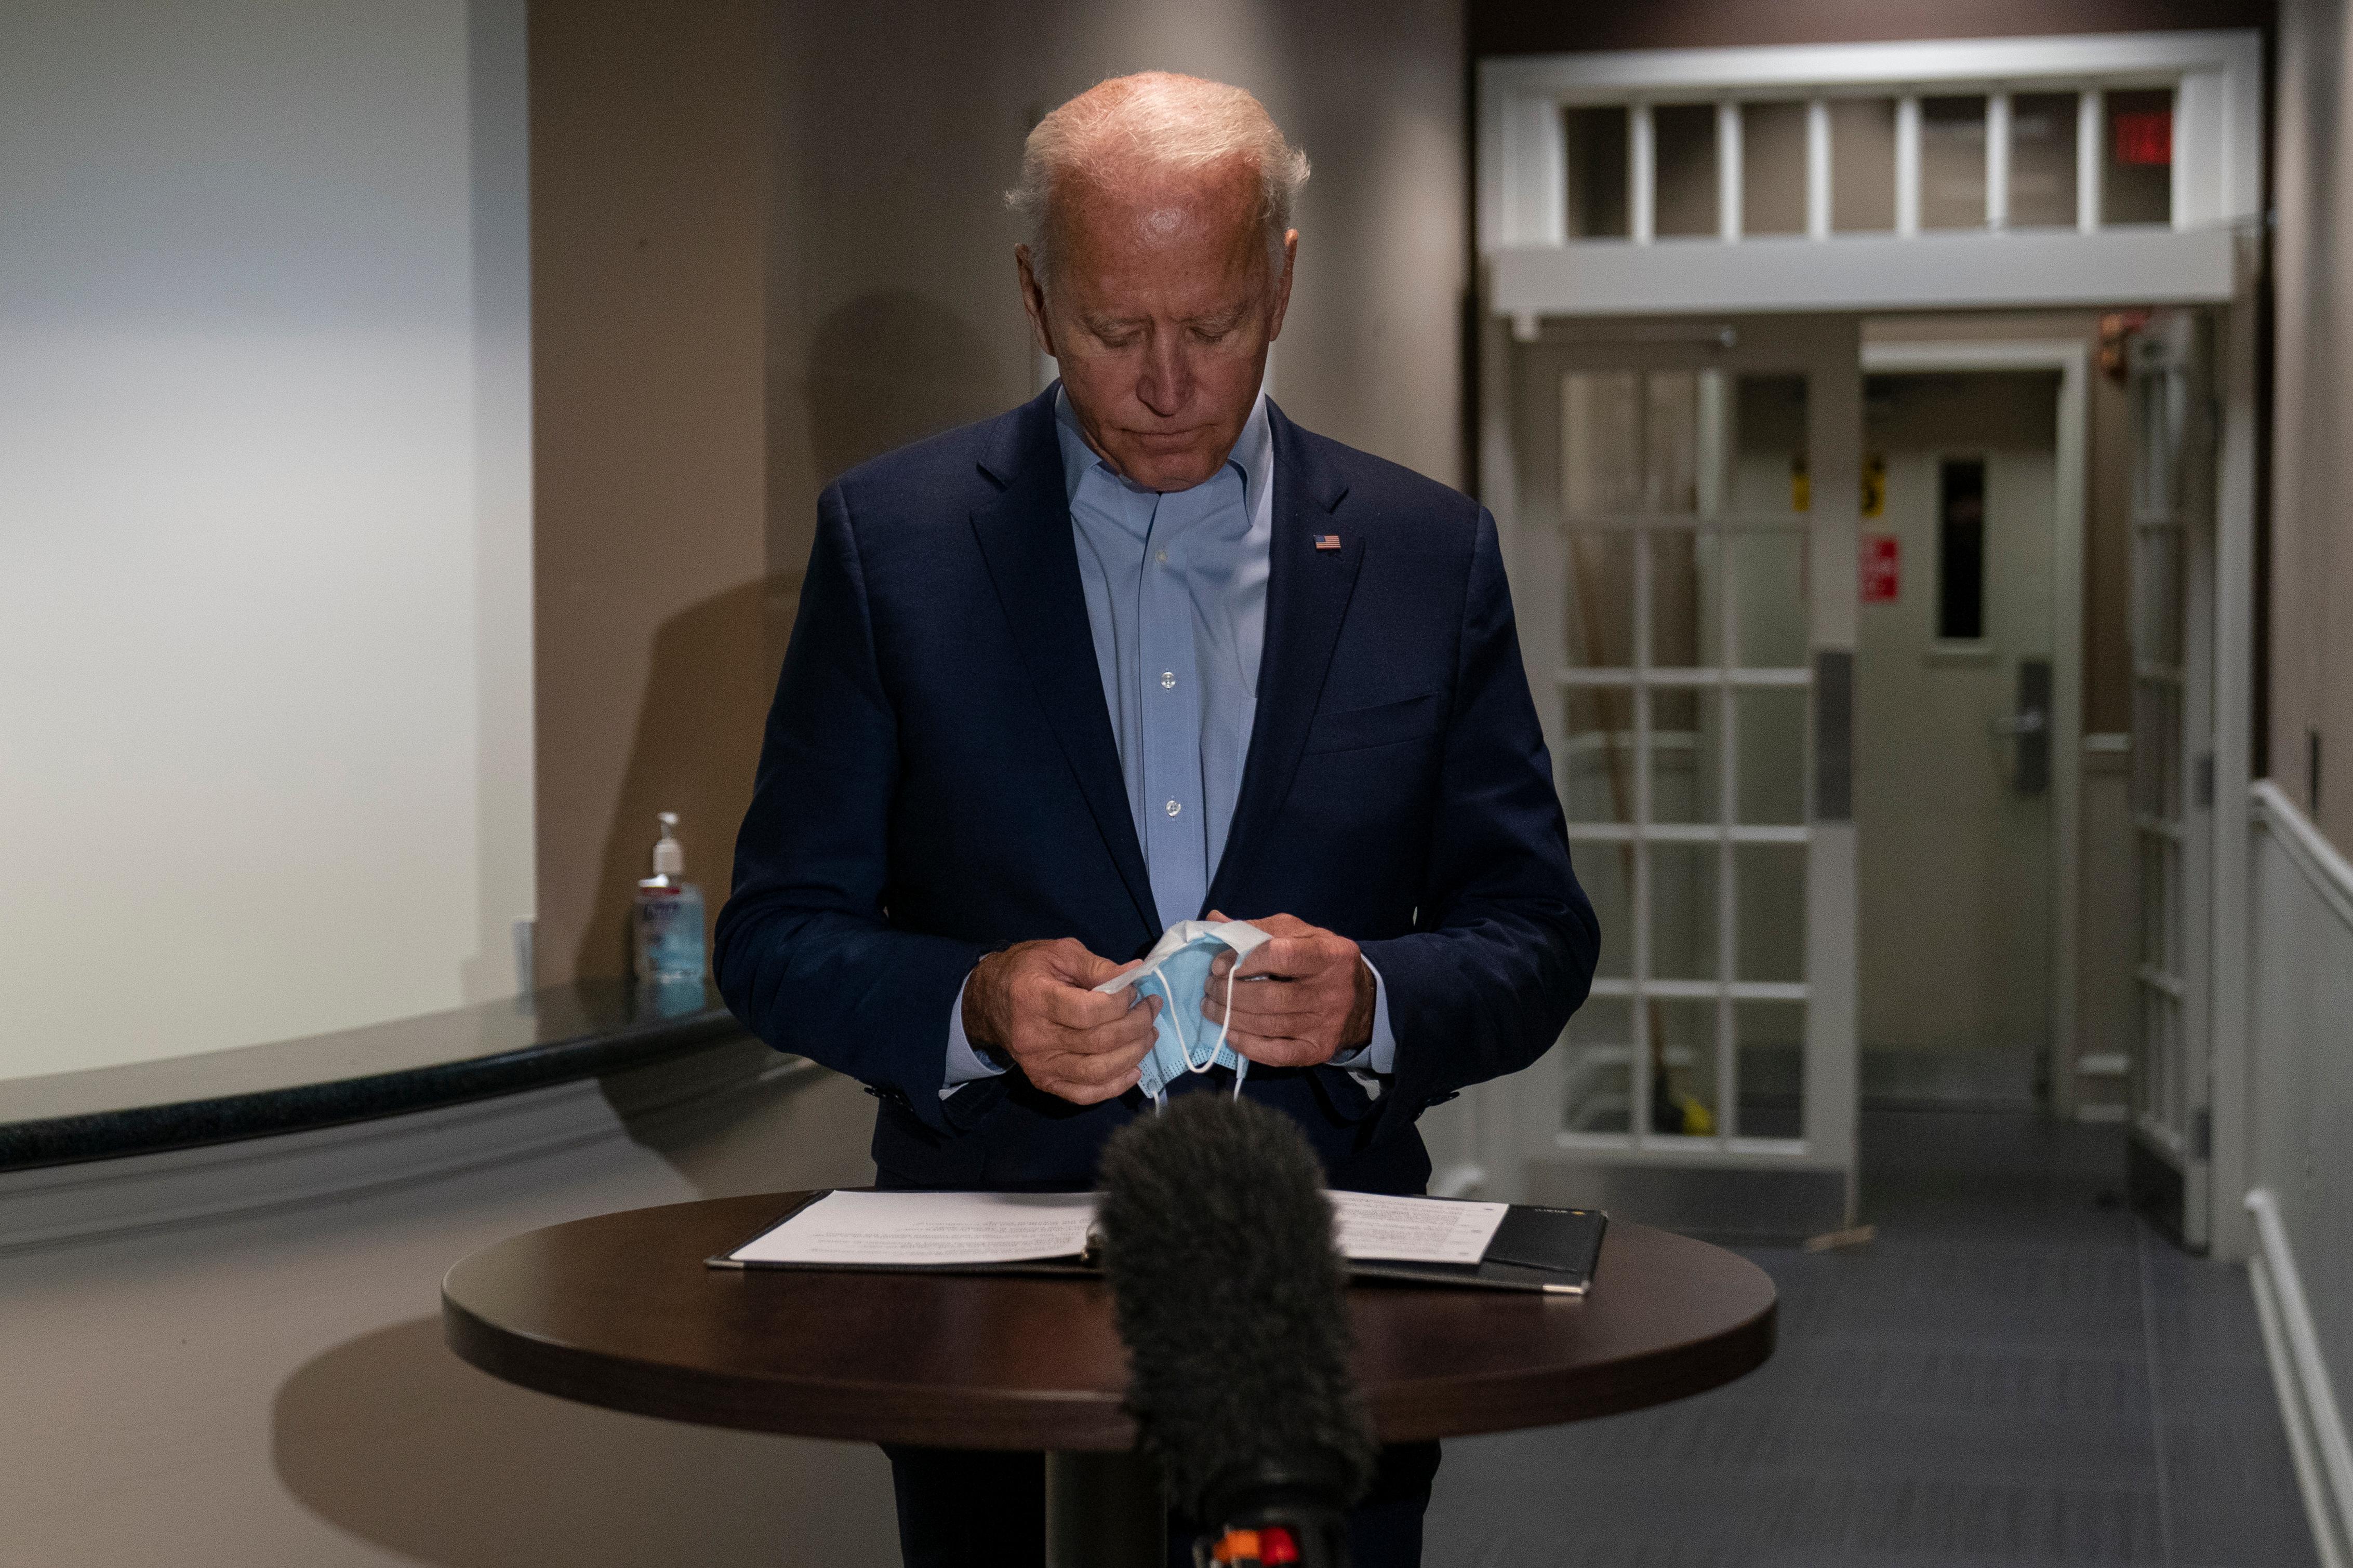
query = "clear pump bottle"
xmin=633 ymin=811 xmax=707 ymax=985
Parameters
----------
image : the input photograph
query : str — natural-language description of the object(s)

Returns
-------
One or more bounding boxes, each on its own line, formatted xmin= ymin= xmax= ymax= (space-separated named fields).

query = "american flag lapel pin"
xmin=1314 ymin=533 xmax=1342 ymax=552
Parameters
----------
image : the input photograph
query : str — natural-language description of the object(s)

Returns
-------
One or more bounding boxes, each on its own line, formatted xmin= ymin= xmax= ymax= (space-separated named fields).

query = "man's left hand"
xmin=1201 ymin=912 xmax=1375 ymax=1068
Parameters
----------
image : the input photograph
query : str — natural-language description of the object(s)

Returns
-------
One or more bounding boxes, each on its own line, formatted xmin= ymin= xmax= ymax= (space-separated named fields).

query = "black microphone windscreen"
xmin=1094 ymin=1093 xmax=1376 ymax=1521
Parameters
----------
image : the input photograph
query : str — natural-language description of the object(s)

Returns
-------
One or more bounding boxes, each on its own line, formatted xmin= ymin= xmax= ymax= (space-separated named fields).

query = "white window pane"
xmin=1564 ymin=105 xmax=1631 ymax=238
xmin=1919 ymin=94 xmax=1988 ymax=230
xmin=1649 ymin=841 xmax=1721 ymax=980
xmin=1739 ymin=101 xmax=1808 ymax=235
xmin=1651 ymin=687 xmax=1722 ymax=825
xmin=2009 ymin=92 xmax=2080 ymax=227
xmin=1562 ymin=997 xmax=1633 ymax=1134
xmin=1736 ymin=686 xmax=1810 ymax=824
xmin=1831 ymin=97 xmax=1898 ymax=233
xmin=1653 ymin=102 xmax=1720 ymax=237
xmin=1737 ymin=1000 xmax=1806 ymax=1138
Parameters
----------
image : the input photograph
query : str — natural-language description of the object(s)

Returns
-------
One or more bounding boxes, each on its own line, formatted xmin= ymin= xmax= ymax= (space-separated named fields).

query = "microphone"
xmin=1094 ymin=1093 xmax=1377 ymax=1567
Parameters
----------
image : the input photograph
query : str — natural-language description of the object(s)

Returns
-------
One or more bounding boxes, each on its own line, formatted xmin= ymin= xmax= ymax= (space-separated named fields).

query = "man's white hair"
xmin=1008 ymin=72 xmax=1310 ymax=288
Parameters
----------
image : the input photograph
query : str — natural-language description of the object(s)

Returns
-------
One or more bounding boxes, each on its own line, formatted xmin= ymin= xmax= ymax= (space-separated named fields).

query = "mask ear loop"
xmin=1134 ymin=969 xmax=1167 ymax=1113
xmin=1140 ymin=963 xmax=1200 ymax=1114
xmin=1150 ymin=944 xmax=1256 ymax=1105
xmin=1152 ymin=960 xmax=1207 ymax=1074
xmin=1216 ymin=944 xmax=1252 ymax=1100
xmin=1166 ymin=955 xmax=1229 ymax=1079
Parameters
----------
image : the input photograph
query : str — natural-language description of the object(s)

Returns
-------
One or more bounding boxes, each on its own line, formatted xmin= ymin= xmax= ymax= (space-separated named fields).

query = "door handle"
xmin=2002 ymin=659 xmax=2053 ymax=795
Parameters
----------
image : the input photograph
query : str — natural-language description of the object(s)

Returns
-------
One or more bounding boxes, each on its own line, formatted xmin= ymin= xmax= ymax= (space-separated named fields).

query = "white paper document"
xmin=722 ymin=1188 xmax=1510 ymax=1271
xmin=1327 ymin=1190 xmax=1509 ymax=1266
xmin=726 ymin=1190 xmax=1097 ymax=1267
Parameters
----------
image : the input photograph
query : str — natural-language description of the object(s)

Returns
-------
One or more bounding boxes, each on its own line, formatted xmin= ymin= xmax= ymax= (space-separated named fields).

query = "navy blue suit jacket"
xmin=715 ymin=387 xmax=1596 ymax=1195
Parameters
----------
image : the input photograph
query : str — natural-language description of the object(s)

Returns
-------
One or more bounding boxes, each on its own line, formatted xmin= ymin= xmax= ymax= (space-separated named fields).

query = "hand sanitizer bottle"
xmin=633 ymin=811 xmax=706 ymax=985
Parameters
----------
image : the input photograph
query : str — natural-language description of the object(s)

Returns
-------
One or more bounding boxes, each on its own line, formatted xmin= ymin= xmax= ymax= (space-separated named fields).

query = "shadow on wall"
xmin=597 ymin=1036 xmax=880 ymax=1196
xmin=271 ymin=1318 xmax=898 ymax=1566
xmin=573 ymin=290 xmax=1012 ymax=985
xmin=804 ymin=289 xmax=1013 ymax=486
xmin=572 ymin=573 xmax=799 ymax=985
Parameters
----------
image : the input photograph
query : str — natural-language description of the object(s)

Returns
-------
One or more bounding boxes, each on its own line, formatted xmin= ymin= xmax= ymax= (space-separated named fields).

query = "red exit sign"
xmin=1862 ymin=533 xmax=1899 ymax=603
xmin=2115 ymin=109 xmax=2172 ymax=166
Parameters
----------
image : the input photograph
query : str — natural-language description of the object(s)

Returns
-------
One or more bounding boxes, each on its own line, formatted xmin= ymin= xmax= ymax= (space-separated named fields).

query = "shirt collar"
xmin=1054 ymin=384 xmax=1271 ymax=515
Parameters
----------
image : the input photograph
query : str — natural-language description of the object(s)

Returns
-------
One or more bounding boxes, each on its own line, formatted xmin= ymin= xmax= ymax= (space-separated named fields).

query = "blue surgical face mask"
xmin=1095 ymin=919 xmax=1273 ymax=1106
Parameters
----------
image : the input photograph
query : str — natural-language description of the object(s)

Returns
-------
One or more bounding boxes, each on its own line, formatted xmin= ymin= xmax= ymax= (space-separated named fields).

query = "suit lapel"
xmin=1207 ymin=402 xmax=1359 ymax=913
xmin=968 ymin=390 xmax=1160 ymax=942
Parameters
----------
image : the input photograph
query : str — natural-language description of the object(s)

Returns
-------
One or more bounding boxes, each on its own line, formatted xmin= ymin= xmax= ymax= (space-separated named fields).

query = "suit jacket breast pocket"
xmin=1302 ymin=693 xmax=1443 ymax=756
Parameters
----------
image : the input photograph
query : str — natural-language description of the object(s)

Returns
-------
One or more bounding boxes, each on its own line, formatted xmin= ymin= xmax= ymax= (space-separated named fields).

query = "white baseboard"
xmin=2248 ymin=1186 xmax=2353 ymax=1568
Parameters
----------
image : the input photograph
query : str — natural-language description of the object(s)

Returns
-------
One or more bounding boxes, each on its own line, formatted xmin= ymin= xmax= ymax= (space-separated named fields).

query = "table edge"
xmin=440 ymin=1205 xmax=1778 ymax=1452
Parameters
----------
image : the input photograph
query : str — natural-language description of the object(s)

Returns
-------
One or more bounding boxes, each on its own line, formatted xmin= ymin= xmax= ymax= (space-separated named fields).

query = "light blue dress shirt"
xmin=942 ymin=389 xmax=1394 ymax=1094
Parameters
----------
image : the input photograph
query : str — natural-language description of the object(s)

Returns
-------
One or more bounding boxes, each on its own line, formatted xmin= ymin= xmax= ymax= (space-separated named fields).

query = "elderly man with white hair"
xmin=717 ymin=72 xmax=1597 ymax=1567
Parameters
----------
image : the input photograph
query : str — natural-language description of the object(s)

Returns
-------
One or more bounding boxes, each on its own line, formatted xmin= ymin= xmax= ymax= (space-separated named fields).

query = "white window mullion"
xmin=1718 ymin=99 xmax=1743 ymax=239
xmin=1987 ymin=90 xmax=2012 ymax=230
xmin=2078 ymin=87 xmax=2104 ymax=232
xmin=1631 ymin=527 xmax=1655 ymax=1150
xmin=1630 ymin=372 xmax=1655 ymax=1149
xmin=2168 ymin=81 xmax=2189 ymax=230
xmin=1630 ymin=102 xmax=1656 ymax=243
xmin=1717 ymin=532 xmax=1739 ymax=1142
xmin=1805 ymin=97 xmax=1831 ymax=239
xmin=1895 ymin=95 xmax=1922 ymax=236
xmin=1717 ymin=852 xmax=1736 ymax=1143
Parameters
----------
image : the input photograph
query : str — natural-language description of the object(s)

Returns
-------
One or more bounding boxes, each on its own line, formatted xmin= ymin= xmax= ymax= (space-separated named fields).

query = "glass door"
xmin=1475 ymin=315 xmax=1860 ymax=1234
xmin=2126 ymin=311 xmax=2216 ymax=1248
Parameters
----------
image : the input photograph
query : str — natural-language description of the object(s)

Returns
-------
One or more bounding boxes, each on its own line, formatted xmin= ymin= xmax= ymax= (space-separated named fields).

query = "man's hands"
xmin=1203 ymin=912 xmax=1376 ymax=1069
xmin=963 ymin=918 xmax=1373 ymax=1104
xmin=963 ymin=939 xmax=1158 ymax=1106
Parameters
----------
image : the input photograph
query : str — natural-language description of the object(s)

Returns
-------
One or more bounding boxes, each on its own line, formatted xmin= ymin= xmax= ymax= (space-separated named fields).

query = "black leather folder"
xmin=1348 ymin=1203 xmax=1608 ymax=1295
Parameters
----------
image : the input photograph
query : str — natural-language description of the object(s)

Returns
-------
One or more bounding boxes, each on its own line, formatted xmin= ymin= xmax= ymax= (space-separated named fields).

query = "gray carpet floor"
xmin=1424 ymin=1109 xmax=2317 ymax=1567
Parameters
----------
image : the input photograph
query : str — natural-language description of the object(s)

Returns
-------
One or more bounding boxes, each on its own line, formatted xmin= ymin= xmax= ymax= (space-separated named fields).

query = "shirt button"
xmin=1156 ymin=550 xmax=1168 ymax=565
xmin=1165 ymin=799 xmax=1182 ymax=817
xmin=1160 ymin=671 xmax=1176 ymax=690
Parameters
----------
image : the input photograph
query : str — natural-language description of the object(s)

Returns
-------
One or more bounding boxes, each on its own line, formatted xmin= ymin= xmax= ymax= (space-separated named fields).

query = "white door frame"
xmin=2107 ymin=294 xmax=2259 ymax=1261
xmin=1859 ymin=339 xmax=2091 ymax=1119
xmin=1448 ymin=313 xmax=1861 ymax=1234
xmin=1464 ymin=34 xmax=2266 ymax=1247
xmin=2207 ymin=269 xmax=2259 ymax=1262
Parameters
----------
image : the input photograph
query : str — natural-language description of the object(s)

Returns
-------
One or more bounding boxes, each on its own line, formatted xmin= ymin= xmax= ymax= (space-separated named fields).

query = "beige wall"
xmin=767 ymin=0 xmax=1468 ymax=576
xmin=530 ymin=1 xmax=781 ymax=985
xmin=0 ymin=1048 xmax=896 ymax=1567
xmin=2270 ymin=0 xmax=2353 ymax=854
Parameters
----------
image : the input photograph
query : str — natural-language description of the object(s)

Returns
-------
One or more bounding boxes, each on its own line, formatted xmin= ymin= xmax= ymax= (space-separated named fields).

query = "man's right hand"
xmin=962 ymin=939 xmax=1159 ymax=1106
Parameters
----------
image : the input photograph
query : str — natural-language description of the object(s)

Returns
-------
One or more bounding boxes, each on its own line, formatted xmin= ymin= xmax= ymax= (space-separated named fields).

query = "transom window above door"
xmin=1480 ymin=32 xmax=2261 ymax=317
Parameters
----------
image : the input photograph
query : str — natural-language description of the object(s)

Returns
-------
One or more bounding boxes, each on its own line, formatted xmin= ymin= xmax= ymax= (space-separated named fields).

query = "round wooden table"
xmin=444 ymin=1192 xmax=1775 ymax=1563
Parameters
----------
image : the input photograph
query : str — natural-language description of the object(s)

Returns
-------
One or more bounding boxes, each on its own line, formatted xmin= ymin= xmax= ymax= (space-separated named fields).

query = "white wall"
xmin=0 ymin=0 xmax=535 ymax=1077
xmin=2245 ymin=784 xmax=2353 ymax=1560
